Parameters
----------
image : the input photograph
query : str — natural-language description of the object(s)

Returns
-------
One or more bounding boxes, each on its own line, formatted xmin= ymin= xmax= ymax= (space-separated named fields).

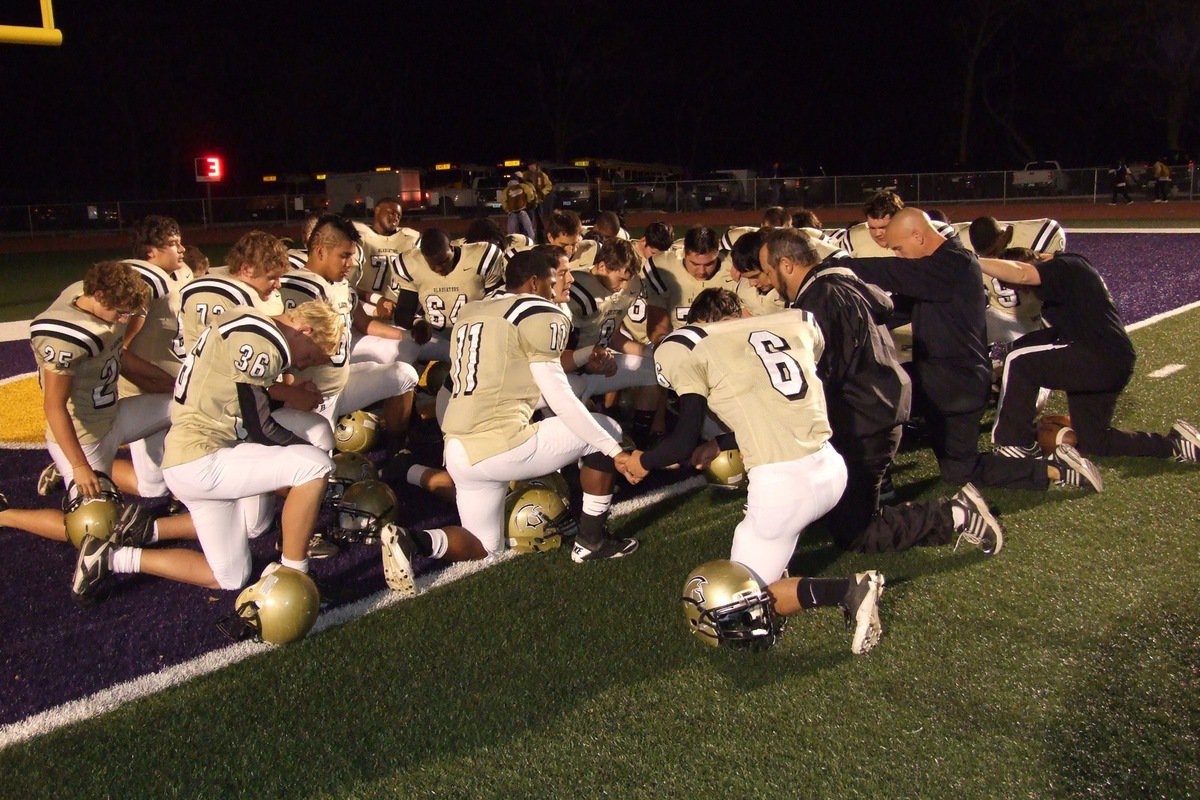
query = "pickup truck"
xmin=1012 ymin=161 xmax=1068 ymax=194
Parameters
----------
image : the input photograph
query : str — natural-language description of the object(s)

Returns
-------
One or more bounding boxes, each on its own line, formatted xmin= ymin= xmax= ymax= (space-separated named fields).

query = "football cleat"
xmin=949 ymin=483 xmax=1005 ymax=556
xmin=380 ymin=448 xmax=415 ymax=487
xmin=1051 ymin=444 xmax=1104 ymax=492
xmin=570 ymin=535 xmax=639 ymax=563
xmin=380 ymin=523 xmax=417 ymax=598
xmin=1169 ymin=419 xmax=1200 ymax=464
xmin=111 ymin=502 xmax=156 ymax=548
xmin=37 ymin=462 xmax=63 ymax=496
xmin=0 ymin=492 xmax=7 ymax=513
xmin=72 ymin=534 xmax=115 ymax=606
xmin=307 ymin=534 xmax=340 ymax=560
xmin=843 ymin=570 xmax=886 ymax=655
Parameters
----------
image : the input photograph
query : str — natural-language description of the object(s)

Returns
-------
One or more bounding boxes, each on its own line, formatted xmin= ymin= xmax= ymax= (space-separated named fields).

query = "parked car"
xmin=1012 ymin=161 xmax=1068 ymax=194
xmin=692 ymin=170 xmax=756 ymax=208
xmin=473 ymin=175 xmax=511 ymax=213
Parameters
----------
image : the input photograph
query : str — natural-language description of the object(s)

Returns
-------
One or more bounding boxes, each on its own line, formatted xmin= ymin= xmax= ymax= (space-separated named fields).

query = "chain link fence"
xmin=3 ymin=165 xmax=1195 ymax=236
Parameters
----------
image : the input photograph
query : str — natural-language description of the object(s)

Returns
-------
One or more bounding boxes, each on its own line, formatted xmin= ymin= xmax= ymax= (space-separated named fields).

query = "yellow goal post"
xmin=0 ymin=0 xmax=62 ymax=46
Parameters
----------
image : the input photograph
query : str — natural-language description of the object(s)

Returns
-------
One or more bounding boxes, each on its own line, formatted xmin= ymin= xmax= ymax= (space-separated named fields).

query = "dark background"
xmin=1 ymin=0 xmax=1197 ymax=202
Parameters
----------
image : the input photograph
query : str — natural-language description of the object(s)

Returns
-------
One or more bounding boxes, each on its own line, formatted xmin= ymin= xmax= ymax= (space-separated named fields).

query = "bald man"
xmin=844 ymin=208 xmax=1103 ymax=494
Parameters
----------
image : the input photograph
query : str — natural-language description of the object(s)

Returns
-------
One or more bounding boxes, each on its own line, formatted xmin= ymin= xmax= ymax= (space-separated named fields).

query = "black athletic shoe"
xmin=949 ymin=483 xmax=1005 ymax=556
xmin=1169 ymin=420 xmax=1200 ymax=464
xmin=37 ymin=463 xmax=63 ymax=496
xmin=381 ymin=448 xmax=415 ymax=487
xmin=72 ymin=534 xmax=115 ymax=606
xmin=112 ymin=502 xmax=156 ymax=547
xmin=1052 ymin=444 xmax=1104 ymax=492
xmin=570 ymin=536 xmax=639 ymax=563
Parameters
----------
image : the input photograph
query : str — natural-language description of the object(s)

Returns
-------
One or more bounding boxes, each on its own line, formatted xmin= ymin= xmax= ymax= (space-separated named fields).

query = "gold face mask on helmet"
xmin=504 ymin=484 xmax=576 ymax=553
xmin=704 ymin=449 xmax=747 ymax=490
xmin=233 ymin=566 xmax=320 ymax=644
xmin=334 ymin=410 xmax=381 ymax=454
xmin=62 ymin=472 xmax=123 ymax=549
xmin=333 ymin=479 xmax=397 ymax=543
xmin=680 ymin=560 xmax=781 ymax=651
xmin=325 ymin=452 xmax=379 ymax=506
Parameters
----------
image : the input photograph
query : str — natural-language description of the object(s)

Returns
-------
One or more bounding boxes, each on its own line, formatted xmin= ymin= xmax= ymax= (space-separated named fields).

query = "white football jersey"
xmin=117 ymin=259 xmax=192 ymax=397
xmin=953 ymin=218 xmax=1064 ymax=325
xmin=352 ymin=221 xmax=421 ymax=303
xmin=30 ymin=282 xmax=127 ymax=446
xmin=278 ymin=268 xmax=355 ymax=396
xmin=394 ymin=242 xmax=505 ymax=333
xmin=833 ymin=219 xmax=956 ymax=257
xmin=654 ymin=311 xmax=831 ymax=470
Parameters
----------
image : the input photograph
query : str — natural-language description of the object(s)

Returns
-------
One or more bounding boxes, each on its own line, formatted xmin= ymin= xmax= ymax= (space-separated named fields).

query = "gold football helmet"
xmin=333 ymin=479 xmax=397 ymax=542
xmin=508 ymin=471 xmax=571 ymax=506
xmin=680 ymin=560 xmax=781 ymax=650
xmin=334 ymin=410 xmax=382 ymax=454
xmin=325 ymin=452 xmax=379 ymax=505
xmin=234 ymin=565 xmax=320 ymax=644
xmin=62 ymin=472 xmax=123 ymax=549
xmin=504 ymin=484 xmax=575 ymax=553
xmin=704 ymin=449 xmax=747 ymax=490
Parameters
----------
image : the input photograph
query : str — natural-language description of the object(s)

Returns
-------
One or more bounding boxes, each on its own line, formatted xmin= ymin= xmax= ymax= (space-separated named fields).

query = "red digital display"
xmin=195 ymin=156 xmax=223 ymax=182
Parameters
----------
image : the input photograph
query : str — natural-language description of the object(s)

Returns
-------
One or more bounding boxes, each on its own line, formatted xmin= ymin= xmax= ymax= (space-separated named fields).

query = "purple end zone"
xmin=2 ymin=232 xmax=1199 ymax=727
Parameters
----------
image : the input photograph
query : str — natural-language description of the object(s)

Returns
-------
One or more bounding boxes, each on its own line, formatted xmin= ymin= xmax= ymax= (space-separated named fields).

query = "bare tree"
xmin=951 ymin=0 xmax=1030 ymax=165
xmin=1067 ymin=0 xmax=1200 ymax=153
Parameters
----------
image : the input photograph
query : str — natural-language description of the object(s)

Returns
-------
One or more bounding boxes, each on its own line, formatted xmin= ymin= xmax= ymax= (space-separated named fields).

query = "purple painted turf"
xmin=2 ymin=232 xmax=1199 ymax=727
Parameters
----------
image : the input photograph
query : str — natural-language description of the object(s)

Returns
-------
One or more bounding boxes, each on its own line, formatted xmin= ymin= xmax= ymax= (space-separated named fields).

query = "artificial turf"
xmin=0 ymin=310 xmax=1196 ymax=799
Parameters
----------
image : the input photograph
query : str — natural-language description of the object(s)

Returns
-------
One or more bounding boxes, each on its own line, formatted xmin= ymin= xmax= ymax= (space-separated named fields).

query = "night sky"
xmin=0 ymin=1 xmax=1192 ymax=202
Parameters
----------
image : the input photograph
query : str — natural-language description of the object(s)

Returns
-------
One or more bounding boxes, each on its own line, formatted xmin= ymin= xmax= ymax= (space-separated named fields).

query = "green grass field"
xmin=0 ymin=310 xmax=1196 ymax=798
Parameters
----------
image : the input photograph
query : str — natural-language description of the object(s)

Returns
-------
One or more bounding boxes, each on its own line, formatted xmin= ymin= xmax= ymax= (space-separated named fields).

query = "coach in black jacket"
xmin=842 ymin=209 xmax=1096 ymax=492
xmin=743 ymin=228 xmax=998 ymax=553
xmin=980 ymin=248 xmax=1200 ymax=465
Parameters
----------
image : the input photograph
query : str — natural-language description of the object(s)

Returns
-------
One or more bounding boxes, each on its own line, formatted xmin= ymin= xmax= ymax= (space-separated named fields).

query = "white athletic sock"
xmin=407 ymin=465 xmax=430 ymax=487
xmin=111 ymin=546 xmax=142 ymax=574
xmin=426 ymin=528 xmax=449 ymax=559
xmin=280 ymin=555 xmax=308 ymax=573
xmin=581 ymin=492 xmax=613 ymax=517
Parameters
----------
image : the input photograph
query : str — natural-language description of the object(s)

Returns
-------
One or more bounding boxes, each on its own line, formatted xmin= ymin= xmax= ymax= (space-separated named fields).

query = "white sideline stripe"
xmin=0 ymin=475 xmax=707 ymax=750
xmin=1126 ymin=299 xmax=1200 ymax=332
xmin=1148 ymin=364 xmax=1186 ymax=378
xmin=0 ymin=320 xmax=29 ymax=342
xmin=1065 ymin=227 xmax=1200 ymax=234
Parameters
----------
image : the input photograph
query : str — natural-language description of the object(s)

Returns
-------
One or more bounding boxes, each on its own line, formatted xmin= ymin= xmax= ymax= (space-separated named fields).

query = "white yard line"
xmin=1148 ymin=364 xmax=1187 ymax=379
xmin=0 ymin=475 xmax=706 ymax=749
